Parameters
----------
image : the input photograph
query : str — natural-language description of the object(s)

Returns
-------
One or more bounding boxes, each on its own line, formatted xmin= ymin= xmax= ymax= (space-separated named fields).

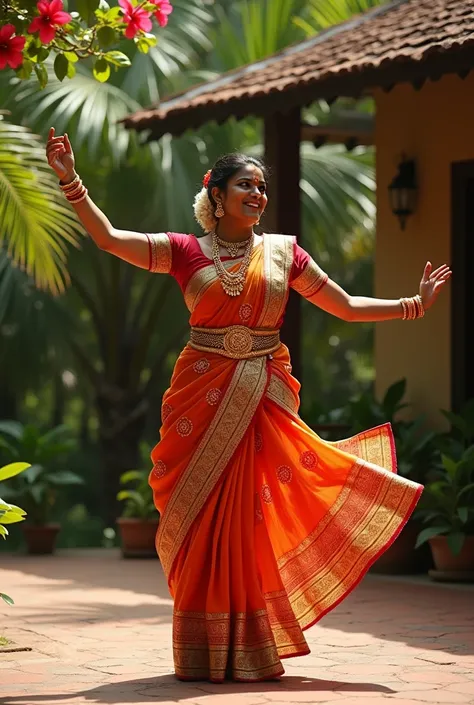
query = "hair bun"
xmin=193 ymin=187 xmax=217 ymax=233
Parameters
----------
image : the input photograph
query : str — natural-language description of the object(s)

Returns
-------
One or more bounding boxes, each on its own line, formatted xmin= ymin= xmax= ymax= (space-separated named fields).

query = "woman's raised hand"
xmin=419 ymin=261 xmax=452 ymax=310
xmin=46 ymin=127 xmax=76 ymax=183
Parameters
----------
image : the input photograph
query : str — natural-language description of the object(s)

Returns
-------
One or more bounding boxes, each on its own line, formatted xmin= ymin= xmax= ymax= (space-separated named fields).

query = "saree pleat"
xmin=149 ymin=235 xmax=423 ymax=682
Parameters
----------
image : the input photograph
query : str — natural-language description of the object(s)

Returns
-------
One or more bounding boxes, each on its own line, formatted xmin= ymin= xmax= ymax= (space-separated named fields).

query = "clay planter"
xmin=370 ymin=520 xmax=432 ymax=575
xmin=428 ymin=535 xmax=474 ymax=582
xmin=116 ymin=518 xmax=159 ymax=558
xmin=22 ymin=524 xmax=61 ymax=555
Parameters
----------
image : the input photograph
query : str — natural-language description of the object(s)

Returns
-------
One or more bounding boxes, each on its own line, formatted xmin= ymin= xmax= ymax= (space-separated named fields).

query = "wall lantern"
xmin=388 ymin=158 xmax=417 ymax=230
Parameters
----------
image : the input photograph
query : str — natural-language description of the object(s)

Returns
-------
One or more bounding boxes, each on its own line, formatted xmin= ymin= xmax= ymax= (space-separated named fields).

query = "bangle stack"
xmin=400 ymin=294 xmax=425 ymax=320
xmin=59 ymin=175 xmax=88 ymax=204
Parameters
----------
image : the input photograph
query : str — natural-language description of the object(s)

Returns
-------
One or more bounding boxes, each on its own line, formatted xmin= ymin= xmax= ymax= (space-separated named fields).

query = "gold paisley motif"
xmin=148 ymin=233 xmax=172 ymax=273
xmin=265 ymin=374 xmax=299 ymax=417
xmin=157 ymin=356 xmax=268 ymax=577
xmin=277 ymin=459 xmax=422 ymax=629
xmin=257 ymin=234 xmax=295 ymax=328
xmin=291 ymin=257 xmax=328 ymax=301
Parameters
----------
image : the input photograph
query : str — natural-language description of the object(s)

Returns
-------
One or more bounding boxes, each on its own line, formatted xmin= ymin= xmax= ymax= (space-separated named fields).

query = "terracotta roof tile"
xmin=123 ymin=0 xmax=474 ymax=137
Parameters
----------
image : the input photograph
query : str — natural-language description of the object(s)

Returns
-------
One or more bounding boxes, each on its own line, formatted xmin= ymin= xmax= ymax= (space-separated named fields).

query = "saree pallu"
xmin=149 ymin=233 xmax=423 ymax=682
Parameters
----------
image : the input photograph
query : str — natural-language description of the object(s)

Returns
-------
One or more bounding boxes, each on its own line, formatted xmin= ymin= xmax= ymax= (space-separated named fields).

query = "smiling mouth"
xmin=244 ymin=202 xmax=260 ymax=209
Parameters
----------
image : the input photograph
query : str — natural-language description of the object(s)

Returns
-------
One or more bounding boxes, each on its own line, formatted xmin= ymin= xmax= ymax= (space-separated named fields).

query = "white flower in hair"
xmin=193 ymin=187 xmax=217 ymax=234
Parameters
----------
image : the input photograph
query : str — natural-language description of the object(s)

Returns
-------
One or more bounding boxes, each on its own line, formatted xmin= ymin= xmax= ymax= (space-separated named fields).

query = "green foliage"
xmin=0 ymin=422 xmax=83 ymax=524
xmin=0 ymin=461 xmax=30 ymax=604
xmin=415 ymin=445 xmax=474 ymax=556
xmin=117 ymin=469 xmax=156 ymax=520
xmin=0 ymin=113 xmax=81 ymax=294
xmin=2 ymin=0 xmax=172 ymax=87
xmin=415 ymin=400 xmax=474 ymax=555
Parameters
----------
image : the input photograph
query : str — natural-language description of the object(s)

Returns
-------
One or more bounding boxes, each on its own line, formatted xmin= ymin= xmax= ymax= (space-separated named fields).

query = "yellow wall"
xmin=375 ymin=72 xmax=474 ymax=427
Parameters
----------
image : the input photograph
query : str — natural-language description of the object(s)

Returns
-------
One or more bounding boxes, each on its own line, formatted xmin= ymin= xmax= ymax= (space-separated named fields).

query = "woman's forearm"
xmin=347 ymin=296 xmax=405 ymax=322
xmin=61 ymin=171 xmax=113 ymax=249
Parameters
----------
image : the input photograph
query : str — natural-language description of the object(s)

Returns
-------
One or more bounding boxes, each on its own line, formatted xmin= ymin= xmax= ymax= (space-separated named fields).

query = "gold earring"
xmin=215 ymin=201 xmax=224 ymax=218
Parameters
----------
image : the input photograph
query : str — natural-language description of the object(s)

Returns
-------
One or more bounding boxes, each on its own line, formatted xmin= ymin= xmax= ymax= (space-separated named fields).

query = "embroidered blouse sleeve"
xmin=290 ymin=243 xmax=328 ymax=303
xmin=145 ymin=232 xmax=192 ymax=275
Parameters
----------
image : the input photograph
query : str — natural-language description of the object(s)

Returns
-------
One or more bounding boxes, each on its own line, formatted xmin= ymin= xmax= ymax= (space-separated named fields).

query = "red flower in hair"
xmin=202 ymin=170 xmax=211 ymax=188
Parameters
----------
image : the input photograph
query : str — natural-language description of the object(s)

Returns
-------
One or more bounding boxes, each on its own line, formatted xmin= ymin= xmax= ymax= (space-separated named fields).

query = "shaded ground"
xmin=0 ymin=549 xmax=473 ymax=705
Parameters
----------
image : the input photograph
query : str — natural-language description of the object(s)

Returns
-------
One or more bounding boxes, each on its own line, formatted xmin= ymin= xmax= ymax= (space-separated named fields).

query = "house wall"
xmin=375 ymin=72 xmax=474 ymax=426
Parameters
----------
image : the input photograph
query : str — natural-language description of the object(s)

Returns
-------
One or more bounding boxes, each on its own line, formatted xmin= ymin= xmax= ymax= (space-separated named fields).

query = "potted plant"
xmin=0 ymin=462 xmax=29 ymax=604
xmin=0 ymin=421 xmax=83 ymax=554
xmin=329 ymin=379 xmax=437 ymax=573
xmin=414 ymin=401 xmax=474 ymax=581
xmin=116 ymin=469 xmax=159 ymax=558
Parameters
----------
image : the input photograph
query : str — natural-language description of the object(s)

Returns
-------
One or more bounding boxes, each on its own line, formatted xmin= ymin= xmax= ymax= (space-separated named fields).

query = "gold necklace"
xmin=211 ymin=231 xmax=254 ymax=297
xmin=215 ymin=234 xmax=252 ymax=258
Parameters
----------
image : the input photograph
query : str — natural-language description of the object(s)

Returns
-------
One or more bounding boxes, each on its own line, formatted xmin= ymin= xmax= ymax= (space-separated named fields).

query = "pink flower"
xmin=28 ymin=0 xmax=72 ymax=45
xmin=0 ymin=24 xmax=26 ymax=70
xmin=152 ymin=0 xmax=172 ymax=27
xmin=118 ymin=0 xmax=152 ymax=39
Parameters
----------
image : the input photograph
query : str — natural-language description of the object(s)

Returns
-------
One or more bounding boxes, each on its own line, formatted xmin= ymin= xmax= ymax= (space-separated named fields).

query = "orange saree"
xmin=147 ymin=232 xmax=423 ymax=682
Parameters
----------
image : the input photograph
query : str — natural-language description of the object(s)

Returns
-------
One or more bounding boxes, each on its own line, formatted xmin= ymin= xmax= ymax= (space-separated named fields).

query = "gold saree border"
xmin=257 ymin=235 xmax=295 ymax=328
xmin=157 ymin=356 xmax=268 ymax=577
xmin=265 ymin=373 xmax=299 ymax=418
xmin=173 ymin=609 xmax=284 ymax=682
xmin=291 ymin=257 xmax=328 ymax=301
xmin=148 ymin=233 xmax=172 ymax=273
xmin=184 ymin=259 xmax=240 ymax=312
xmin=277 ymin=459 xmax=423 ymax=630
xmin=332 ymin=423 xmax=396 ymax=473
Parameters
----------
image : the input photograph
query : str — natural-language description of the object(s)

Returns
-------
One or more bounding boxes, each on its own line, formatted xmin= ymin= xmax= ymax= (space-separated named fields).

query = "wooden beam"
xmin=301 ymin=117 xmax=374 ymax=148
xmin=263 ymin=108 xmax=302 ymax=381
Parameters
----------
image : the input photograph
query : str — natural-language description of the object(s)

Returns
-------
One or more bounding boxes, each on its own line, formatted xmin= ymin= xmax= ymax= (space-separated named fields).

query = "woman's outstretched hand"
xmin=419 ymin=261 xmax=452 ymax=310
xmin=46 ymin=127 xmax=76 ymax=183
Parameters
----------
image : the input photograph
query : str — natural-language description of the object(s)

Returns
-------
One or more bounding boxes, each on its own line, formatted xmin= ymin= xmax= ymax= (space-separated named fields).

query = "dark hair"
xmin=206 ymin=153 xmax=269 ymax=208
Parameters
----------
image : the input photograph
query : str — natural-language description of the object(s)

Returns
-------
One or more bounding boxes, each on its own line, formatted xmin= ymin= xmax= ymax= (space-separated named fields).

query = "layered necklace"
xmin=211 ymin=230 xmax=254 ymax=297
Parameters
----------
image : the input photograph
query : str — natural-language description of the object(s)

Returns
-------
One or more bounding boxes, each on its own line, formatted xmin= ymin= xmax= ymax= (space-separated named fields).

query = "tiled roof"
xmin=123 ymin=0 xmax=474 ymax=137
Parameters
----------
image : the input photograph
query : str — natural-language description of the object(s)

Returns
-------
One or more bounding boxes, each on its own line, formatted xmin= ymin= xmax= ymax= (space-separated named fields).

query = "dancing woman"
xmin=46 ymin=128 xmax=451 ymax=683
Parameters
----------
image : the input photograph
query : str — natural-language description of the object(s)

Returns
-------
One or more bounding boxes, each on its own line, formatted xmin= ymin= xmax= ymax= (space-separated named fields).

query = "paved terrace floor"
xmin=0 ymin=549 xmax=473 ymax=705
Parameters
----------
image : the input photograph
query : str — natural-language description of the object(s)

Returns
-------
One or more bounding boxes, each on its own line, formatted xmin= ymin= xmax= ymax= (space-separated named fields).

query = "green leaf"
xmin=16 ymin=60 xmax=34 ymax=80
xmin=415 ymin=525 xmax=449 ymax=549
xmin=0 ymin=463 xmax=31 ymax=482
xmin=459 ymin=482 xmax=474 ymax=498
xmin=104 ymin=6 xmax=122 ymax=21
xmin=97 ymin=26 xmax=117 ymax=48
xmin=93 ymin=58 xmax=111 ymax=83
xmin=64 ymin=51 xmax=79 ymax=63
xmin=54 ymin=54 xmax=69 ymax=82
xmin=37 ymin=48 xmax=50 ymax=62
xmin=48 ymin=471 xmax=84 ymax=485
xmin=136 ymin=35 xmax=157 ymax=54
xmin=117 ymin=490 xmax=145 ymax=506
xmin=103 ymin=50 xmax=131 ymax=67
xmin=119 ymin=470 xmax=145 ymax=485
xmin=446 ymin=532 xmax=465 ymax=556
xmin=66 ymin=62 xmax=77 ymax=79
xmin=0 ymin=525 xmax=9 ymax=537
xmin=382 ymin=378 xmax=406 ymax=416
xmin=0 ymin=511 xmax=26 ymax=524
xmin=0 ymin=421 xmax=23 ymax=440
xmin=23 ymin=465 xmax=44 ymax=484
xmin=34 ymin=63 xmax=48 ymax=89
xmin=457 ymin=507 xmax=469 ymax=523
xmin=0 ymin=593 xmax=14 ymax=606
xmin=76 ymin=0 xmax=100 ymax=22
xmin=0 ymin=503 xmax=26 ymax=517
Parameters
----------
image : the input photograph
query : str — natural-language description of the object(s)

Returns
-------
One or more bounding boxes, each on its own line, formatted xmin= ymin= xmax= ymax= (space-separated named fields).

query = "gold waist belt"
xmin=189 ymin=325 xmax=281 ymax=359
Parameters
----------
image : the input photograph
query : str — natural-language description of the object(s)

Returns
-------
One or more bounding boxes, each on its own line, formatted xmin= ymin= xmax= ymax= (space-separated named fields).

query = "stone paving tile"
xmin=0 ymin=549 xmax=473 ymax=705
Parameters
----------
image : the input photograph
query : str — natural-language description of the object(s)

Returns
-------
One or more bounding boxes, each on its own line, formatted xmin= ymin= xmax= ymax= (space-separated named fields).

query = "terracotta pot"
xmin=428 ymin=535 xmax=474 ymax=582
xmin=22 ymin=524 xmax=61 ymax=555
xmin=370 ymin=520 xmax=432 ymax=575
xmin=116 ymin=518 xmax=159 ymax=558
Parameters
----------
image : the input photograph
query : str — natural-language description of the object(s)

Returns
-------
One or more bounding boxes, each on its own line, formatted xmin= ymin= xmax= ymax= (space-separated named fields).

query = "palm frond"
xmin=0 ymin=116 xmax=82 ymax=295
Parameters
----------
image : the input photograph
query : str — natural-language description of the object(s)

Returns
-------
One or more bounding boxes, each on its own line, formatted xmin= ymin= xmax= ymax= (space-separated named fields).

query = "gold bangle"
xmin=60 ymin=175 xmax=80 ymax=192
xmin=400 ymin=295 xmax=424 ymax=320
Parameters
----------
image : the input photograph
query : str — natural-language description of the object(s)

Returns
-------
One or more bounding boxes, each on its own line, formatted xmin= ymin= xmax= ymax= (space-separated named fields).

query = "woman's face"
xmin=214 ymin=164 xmax=268 ymax=224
